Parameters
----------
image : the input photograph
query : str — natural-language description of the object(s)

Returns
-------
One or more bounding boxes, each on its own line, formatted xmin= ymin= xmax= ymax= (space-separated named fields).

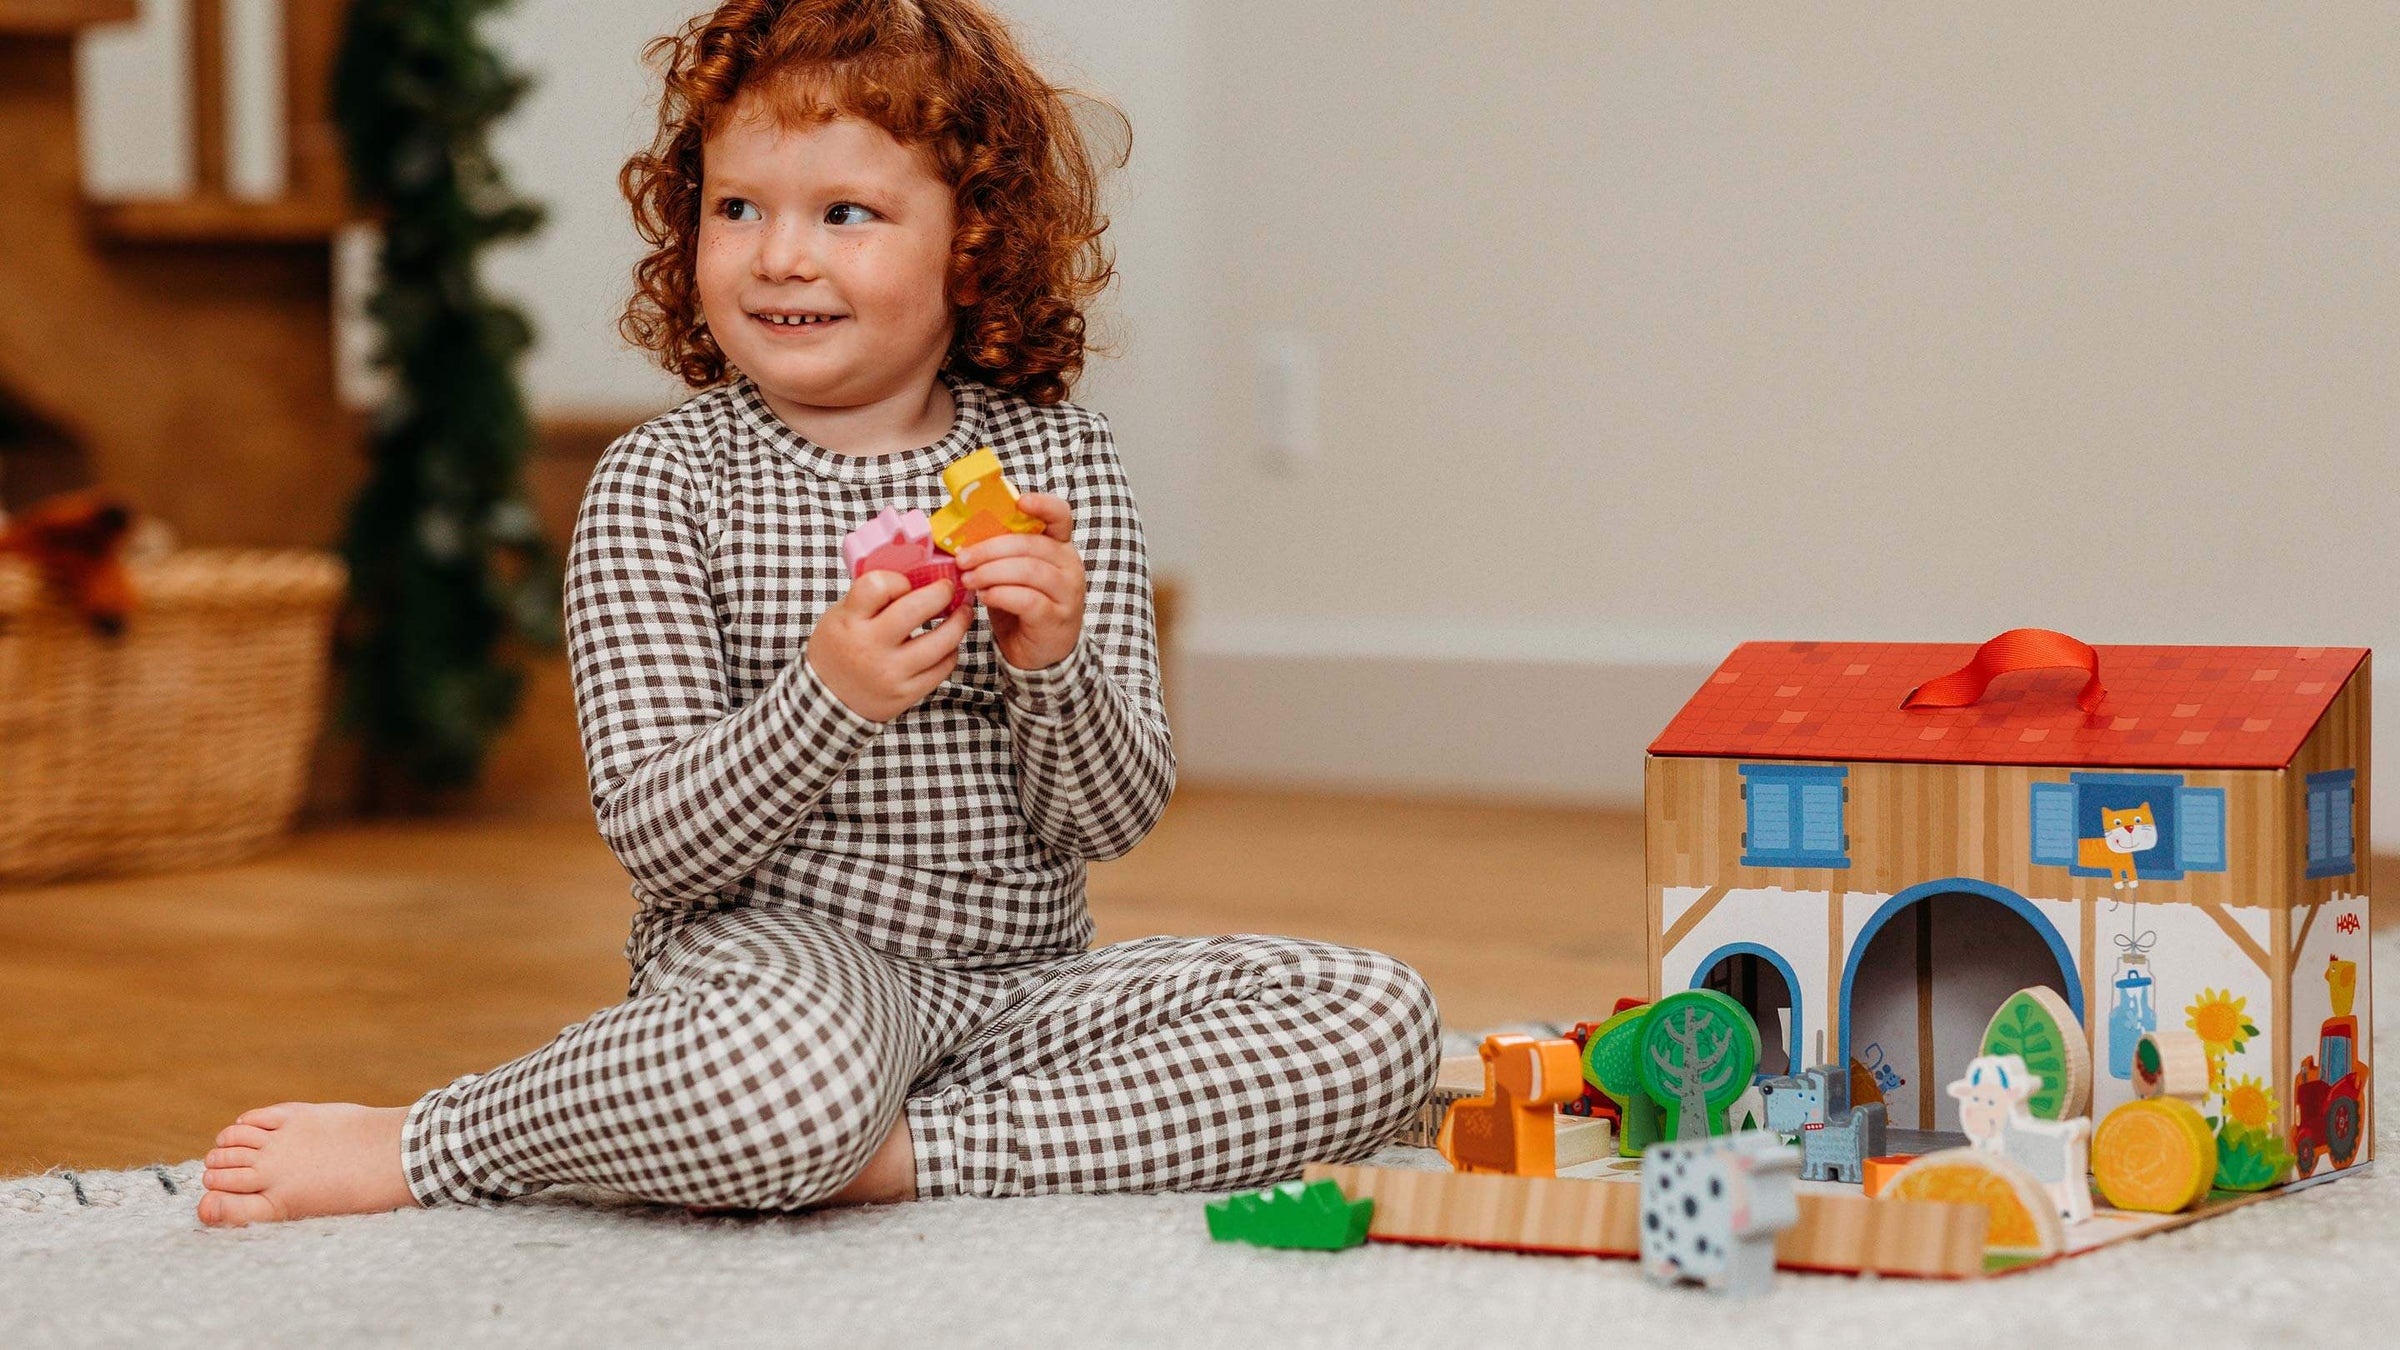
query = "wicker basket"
xmin=0 ymin=549 xmax=347 ymax=883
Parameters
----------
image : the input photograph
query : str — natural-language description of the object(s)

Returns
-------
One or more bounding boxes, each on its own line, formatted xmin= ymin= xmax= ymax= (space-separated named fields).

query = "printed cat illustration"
xmin=2077 ymin=803 xmax=2159 ymax=890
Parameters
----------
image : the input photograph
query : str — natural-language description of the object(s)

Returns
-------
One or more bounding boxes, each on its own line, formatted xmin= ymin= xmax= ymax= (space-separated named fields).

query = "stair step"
xmin=86 ymin=193 xmax=347 ymax=245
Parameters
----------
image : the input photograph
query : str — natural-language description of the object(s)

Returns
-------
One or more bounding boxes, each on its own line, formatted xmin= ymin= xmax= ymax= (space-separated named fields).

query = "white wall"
xmin=88 ymin=2 xmax=2400 ymax=825
xmin=478 ymin=1 xmax=695 ymax=419
xmin=78 ymin=0 xmax=192 ymax=197
xmin=499 ymin=1 xmax=2400 ymax=829
xmin=1170 ymin=1 xmax=2400 ymax=821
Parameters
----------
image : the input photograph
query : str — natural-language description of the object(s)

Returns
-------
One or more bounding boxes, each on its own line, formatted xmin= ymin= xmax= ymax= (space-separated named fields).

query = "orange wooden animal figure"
xmin=1437 ymin=1033 xmax=1584 ymax=1176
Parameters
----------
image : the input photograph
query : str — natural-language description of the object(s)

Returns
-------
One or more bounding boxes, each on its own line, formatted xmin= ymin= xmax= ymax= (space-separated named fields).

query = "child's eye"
xmin=825 ymin=202 xmax=877 ymax=226
xmin=718 ymin=198 xmax=761 ymax=223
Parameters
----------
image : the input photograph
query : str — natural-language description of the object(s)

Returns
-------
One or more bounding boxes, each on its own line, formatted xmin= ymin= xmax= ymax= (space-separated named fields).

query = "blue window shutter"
xmin=2175 ymin=787 xmax=2226 ymax=872
xmin=1740 ymin=763 xmax=1847 ymax=867
xmin=2030 ymin=783 xmax=2078 ymax=866
xmin=2305 ymin=770 xmax=2357 ymax=878
xmin=1798 ymin=781 xmax=1843 ymax=854
xmin=1750 ymin=781 xmax=1794 ymax=853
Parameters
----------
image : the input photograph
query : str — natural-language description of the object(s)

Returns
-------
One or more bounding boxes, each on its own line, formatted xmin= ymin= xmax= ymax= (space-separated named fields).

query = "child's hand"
xmin=805 ymin=571 xmax=970 ymax=722
xmin=956 ymin=492 xmax=1083 ymax=672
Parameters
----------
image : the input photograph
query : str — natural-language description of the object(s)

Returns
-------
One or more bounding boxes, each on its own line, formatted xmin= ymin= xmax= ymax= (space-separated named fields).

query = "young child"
xmin=196 ymin=0 xmax=1438 ymax=1227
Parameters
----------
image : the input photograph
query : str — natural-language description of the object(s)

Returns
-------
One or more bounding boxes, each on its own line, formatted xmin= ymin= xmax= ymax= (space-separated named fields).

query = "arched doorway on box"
xmin=1690 ymin=942 xmax=1800 ymax=1076
xmin=1840 ymin=878 xmax=2083 ymax=1135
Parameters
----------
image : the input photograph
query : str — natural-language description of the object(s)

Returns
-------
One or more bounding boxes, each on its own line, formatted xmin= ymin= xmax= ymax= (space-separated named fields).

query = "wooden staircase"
xmin=0 ymin=0 xmax=360 ymax=546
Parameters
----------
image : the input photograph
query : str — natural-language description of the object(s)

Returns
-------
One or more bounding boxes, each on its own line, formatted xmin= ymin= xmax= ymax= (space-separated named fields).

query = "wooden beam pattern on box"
xmin=1304 ymin=1163 xmax=1989 ymax=1279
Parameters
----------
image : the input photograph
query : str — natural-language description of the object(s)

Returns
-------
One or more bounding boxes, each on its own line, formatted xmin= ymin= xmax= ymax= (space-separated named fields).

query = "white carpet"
xmin=6 ymin=935 xmax=2395 ymax=1349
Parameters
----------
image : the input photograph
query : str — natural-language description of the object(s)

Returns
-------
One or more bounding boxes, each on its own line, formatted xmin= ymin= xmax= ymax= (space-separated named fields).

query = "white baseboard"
xmin=1167 ymin=636 xmax=1721 ymax=807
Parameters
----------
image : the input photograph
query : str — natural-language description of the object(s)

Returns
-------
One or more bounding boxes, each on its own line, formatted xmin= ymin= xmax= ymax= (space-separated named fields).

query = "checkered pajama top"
xmin=565 ymin=373 xmax=1174 ymax=976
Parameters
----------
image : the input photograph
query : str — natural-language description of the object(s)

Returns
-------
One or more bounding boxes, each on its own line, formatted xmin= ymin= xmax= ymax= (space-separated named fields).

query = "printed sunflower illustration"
xmin=2222 ymin=1074 xmax=2276 ymax=1131
xmin=2186 ymin=987 xmax=2260 ymax=1089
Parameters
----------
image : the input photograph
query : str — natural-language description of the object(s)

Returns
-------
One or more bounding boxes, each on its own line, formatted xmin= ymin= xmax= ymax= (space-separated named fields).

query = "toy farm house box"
xmin=1645 ymin=630 xmax=2372 ymax=1181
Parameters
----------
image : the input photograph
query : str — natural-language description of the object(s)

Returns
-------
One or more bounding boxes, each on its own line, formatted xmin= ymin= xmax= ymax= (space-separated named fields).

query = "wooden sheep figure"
xmin=1948 ymin=1053 xmax=2095 ymax=1225
xmin=1438 ymin=1033 xmax=1584 ymax=1176
xmin=1641 ymin=1130 xmax=1800 ymax=1296
xmin=1759 ymin=1063 xmax=1845 ymax=1139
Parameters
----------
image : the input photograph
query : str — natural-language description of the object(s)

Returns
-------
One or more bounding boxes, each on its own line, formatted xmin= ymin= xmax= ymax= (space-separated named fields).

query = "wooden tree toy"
xmin=1438 ymin=1034 xmax=1583 ymax=1176
xmin=1978 ymin=987 xmax=2090 ymax=1121
xmin=1561 ymin=1011 xmax=1635 ymax=1126
xmin=1582 ymin=1003 xmax=1663 ymax=1156
xmin=1637 ymin=989 xmax=1761 ymax=1140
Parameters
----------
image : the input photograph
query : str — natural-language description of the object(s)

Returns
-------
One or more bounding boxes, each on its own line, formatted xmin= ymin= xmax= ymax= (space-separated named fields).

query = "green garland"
xmin=332 ymin=0 xmax=558 ymax=799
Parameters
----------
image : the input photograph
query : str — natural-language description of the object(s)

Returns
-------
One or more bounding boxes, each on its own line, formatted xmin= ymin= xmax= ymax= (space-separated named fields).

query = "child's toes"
xmin=235 ymin=1106 xmax=291 ymax=1129
xmin=203 ymin=1166 xmax=266 ymax=1194
xmin=205 ymin=1146 xmax=259 ymax=1168
xmin=197 ymin=1190 xmax=277 ymax=1228
xmin=214 ymin=1123 xmax=270 ymax=1150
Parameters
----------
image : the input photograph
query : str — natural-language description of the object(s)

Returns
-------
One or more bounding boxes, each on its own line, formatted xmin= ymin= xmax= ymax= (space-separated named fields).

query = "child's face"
xmin=697 ymin=96 xmax=957 ymax=413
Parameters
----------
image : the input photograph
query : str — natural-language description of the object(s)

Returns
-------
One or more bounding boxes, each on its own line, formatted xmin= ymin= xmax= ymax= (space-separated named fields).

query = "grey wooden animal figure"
xmin=1798 ymin=1101 xmax=1887 ymax=1183
xmin=1640 ymin=1130 xmax=1800 ymax=1296
xmin=1759 ymin=1063 xmax=1846 ymax=1138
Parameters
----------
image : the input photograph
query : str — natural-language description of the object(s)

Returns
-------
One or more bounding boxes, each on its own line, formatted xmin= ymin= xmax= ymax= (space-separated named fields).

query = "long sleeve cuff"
xmin=796 ymin=649 xmax=883 ymax=741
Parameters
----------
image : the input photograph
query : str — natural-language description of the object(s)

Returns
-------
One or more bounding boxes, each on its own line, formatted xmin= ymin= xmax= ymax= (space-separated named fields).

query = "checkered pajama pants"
xmin=399 ymin=906 xmax=1442 ymax=1208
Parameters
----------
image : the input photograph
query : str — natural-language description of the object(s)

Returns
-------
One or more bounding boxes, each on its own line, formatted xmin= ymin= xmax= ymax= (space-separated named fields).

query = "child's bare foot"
xmin=196 ymin=1102 xmax=423 ymax=1227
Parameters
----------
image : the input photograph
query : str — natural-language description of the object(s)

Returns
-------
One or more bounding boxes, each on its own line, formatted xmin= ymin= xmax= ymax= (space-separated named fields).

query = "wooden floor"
xmin=0 ymin=788 xmax=1647 ymax=1175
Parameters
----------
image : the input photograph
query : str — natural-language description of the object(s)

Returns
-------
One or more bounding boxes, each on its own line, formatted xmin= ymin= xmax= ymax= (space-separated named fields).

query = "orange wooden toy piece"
xmin=928 ymin=447 xmax=1044 ymax=554
xmin=1437 ymin=1033 xmax=1584 ymax=1176
xmin=1861 ymin=1153 xmax=1918 ymax=1198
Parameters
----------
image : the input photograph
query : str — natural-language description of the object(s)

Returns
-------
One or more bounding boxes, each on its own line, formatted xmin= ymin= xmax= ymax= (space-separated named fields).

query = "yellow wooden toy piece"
xmin=1883 ymin=1148 xmax=2065 ymax=1259
xmin=928 ymin=447 xmax=1044 ymax=554
xmin=2091 ymin=1097 xmax=2217 ymax=1213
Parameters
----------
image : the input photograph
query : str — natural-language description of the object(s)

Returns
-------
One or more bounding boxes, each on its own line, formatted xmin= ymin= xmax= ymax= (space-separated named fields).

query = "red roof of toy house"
xmin=1648 ymin=642 xmax=2367 ymax=769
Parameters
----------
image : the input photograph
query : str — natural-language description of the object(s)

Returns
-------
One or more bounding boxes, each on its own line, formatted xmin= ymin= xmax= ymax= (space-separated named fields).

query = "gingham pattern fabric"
xmin=398 ymin=373 xmax=1441 ymax=1206
xmin=402 ymin=906 xmax=1440 ymax=1205
xmin=563 ymin=373 xmax=1173 ymax=974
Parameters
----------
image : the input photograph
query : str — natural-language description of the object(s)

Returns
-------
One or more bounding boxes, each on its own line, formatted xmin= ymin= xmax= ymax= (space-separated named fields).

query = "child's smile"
xmin=697 ymin=94 xmax=958 ymax=446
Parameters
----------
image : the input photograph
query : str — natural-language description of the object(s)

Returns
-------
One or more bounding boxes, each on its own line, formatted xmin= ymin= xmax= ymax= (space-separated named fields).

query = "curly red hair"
xmin=618 ymin=0 xmax=1123 ymax=406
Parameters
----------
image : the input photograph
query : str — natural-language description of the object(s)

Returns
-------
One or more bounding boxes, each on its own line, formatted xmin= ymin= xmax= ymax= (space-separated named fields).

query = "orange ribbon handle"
xmin=1901 ymin=628 xmax=2106 ymax=714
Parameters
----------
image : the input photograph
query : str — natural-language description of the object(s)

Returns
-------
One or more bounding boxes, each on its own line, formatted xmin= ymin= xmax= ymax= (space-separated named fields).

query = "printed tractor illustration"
xmin=2291 ymin=1013 xmax=2366 ymax=1177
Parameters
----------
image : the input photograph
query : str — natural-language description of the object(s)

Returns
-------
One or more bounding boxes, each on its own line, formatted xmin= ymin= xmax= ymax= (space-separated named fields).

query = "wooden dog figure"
xmin=1798 ymin=1102 xmax=1887 ymax=1184
xmin=1760 ymin=1063 xmax=1843 ymax=1140
xmin=1438 ymin=1033 xmax=1584 ymax=1176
